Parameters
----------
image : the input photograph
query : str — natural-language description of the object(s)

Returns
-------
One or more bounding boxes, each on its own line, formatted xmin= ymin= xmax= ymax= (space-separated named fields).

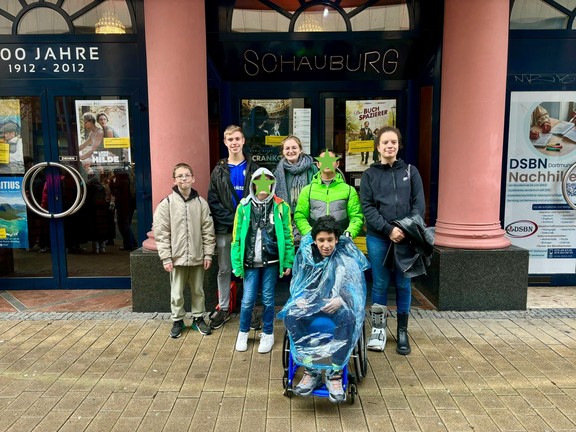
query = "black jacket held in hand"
xmin=384 ymin=213 xmax=435 ymax=278
xmin=360 ymin=159 xmax=425 ymax=239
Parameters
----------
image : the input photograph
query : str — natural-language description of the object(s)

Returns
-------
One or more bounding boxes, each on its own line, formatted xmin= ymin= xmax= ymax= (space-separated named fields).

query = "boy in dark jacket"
xmin=207 ymin=125 xmax=259 ymax=330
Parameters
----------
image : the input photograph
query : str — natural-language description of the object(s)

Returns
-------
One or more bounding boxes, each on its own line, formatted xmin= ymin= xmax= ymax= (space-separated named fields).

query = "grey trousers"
xmin=170 ymin=265 xmax=206 ymax=321
xmin=216 ymin=233 xmax=232 ymax=311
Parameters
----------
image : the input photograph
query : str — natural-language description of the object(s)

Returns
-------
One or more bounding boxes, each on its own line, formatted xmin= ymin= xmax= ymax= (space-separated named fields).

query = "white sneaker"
xmin=258 ymin=333 xmax=274 ymax=353
xmin=236 ymin=331 xmax=249 ymax=352
xmin=367 ymin=327 xmax=386 ymax=351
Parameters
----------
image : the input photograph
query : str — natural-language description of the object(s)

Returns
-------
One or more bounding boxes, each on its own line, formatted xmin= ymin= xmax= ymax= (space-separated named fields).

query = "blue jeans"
xmin=240 ymin=265 xmax=279 ymax=334
xmin=366 ymin=234 xmax=411 ymax=313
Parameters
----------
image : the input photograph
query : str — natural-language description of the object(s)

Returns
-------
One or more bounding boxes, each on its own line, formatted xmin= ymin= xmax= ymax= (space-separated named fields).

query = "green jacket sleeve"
xmin=346 ymin=187 xmax=365 ymax=238
xmin=230 ymin=204 xmax=244 ymax=278
xmin=281 ymin=202 xmax=295 ymax=270
xmin=293 ymin=184 xmax=312 ymax=236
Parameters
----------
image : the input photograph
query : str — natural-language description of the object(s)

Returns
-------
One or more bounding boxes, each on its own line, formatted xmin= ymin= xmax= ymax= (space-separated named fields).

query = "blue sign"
xmin=0 ymin=176 xmax=28 ymax=249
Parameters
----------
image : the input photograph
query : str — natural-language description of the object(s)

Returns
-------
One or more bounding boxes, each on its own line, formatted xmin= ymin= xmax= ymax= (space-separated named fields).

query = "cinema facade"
xmin=0 ymin=1 xmax=574 ymax=310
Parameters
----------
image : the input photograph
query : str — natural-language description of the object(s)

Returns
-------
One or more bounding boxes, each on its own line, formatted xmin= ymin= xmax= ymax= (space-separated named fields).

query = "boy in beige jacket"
xmin=153 ymin=163 xmax=216 ymax=338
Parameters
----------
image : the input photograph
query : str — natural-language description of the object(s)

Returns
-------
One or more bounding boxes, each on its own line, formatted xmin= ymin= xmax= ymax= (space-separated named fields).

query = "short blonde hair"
xmin=223 ymin=124 xmax=243 ymax=139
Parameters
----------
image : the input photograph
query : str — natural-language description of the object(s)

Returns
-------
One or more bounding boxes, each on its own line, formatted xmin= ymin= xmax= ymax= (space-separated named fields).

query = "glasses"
xmin=174 ymin=174 xmax=193 ymax=179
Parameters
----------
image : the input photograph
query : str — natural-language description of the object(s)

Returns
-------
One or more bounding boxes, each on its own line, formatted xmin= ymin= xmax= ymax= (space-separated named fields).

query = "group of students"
xmin=152 ymin=123 xmax=426 ymax=402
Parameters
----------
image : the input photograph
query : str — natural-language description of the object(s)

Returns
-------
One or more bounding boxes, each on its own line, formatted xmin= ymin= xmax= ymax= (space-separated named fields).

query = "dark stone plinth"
xmin=413 ymin=245 xmax=529 ymax=311
xmin=130 ymin=248 xmax=218 ymax=313
xmin=0 ymin=249 xmax=14 ymax=276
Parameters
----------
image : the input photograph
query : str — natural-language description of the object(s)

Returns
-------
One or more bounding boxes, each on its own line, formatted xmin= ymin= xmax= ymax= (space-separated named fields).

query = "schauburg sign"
xmin=208 ymin=34 xmax=438 ymax=81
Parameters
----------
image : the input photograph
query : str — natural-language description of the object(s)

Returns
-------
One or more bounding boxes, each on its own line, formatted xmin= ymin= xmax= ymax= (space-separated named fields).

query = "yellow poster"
xmin=0 ymin=99 xmax=24 ymax=174
xmin=103 ymin=137 xmax=130 ymax=149
xmin=345 ymin=99 xmax=396 ymax=172
xmin=0 ymin=142 xmax=9 ymax=164
xmin=348 ymin=140 xmax=375 ymax=153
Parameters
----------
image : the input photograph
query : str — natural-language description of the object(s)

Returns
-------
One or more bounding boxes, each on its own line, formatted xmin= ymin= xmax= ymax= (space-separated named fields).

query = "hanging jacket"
xmin=384 ymin=213 xmax=434 ymax=278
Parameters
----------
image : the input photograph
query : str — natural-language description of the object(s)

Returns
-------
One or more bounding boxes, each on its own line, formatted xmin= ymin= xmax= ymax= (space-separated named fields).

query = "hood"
xmin=370 ymin=158 xmax=406 ymax=170
xmin=249 ymin=167 xmax=276 ymax=204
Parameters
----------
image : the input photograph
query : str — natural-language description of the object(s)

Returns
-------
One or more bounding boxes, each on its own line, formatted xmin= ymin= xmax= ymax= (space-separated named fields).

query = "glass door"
xmin=0 ymin=90 xmax=139 ymax=289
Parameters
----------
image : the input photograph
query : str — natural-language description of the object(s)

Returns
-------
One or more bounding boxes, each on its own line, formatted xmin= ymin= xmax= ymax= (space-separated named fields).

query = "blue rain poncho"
xmin=278 ymin=233 xmax=370 ymax=370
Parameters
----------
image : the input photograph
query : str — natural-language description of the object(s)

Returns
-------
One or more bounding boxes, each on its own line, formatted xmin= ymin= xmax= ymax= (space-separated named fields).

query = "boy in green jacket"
xmin=231 ymin=167 xmax=295 ymax=353
xmin=294 ymin=149 xmax=364 ymax=239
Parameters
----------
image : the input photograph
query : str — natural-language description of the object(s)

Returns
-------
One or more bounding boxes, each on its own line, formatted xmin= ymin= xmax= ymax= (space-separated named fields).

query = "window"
xmin=510 ymin=0 xmax=576 ymax=30
xmin=0 ymin=0 xmax=133 ymax=35
xmin=231 ymin=0 xmax=410 ymax=33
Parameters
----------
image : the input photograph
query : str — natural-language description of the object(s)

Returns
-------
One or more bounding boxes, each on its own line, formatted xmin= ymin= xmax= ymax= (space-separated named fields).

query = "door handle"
xmin=21 ymin=162 xmax=87 ymax=219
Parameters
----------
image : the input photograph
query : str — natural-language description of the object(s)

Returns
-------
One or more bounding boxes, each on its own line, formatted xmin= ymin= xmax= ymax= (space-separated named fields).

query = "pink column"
xmin=434 ymin=0 xmax=511 ymax=249
xmin=144 ymin=0 xmax=210 ymax=209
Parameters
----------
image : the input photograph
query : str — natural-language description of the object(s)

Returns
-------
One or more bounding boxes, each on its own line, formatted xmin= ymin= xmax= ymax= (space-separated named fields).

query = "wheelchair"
xmin=282 ymin=317 xmax=368 ymax=404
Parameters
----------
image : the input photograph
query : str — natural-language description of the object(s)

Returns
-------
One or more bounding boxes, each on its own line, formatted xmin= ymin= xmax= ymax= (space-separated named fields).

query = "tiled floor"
xmin=527 ymin=285 xmax=576 ymax=308
xmin=0 ymin=286 xmax=574 ymax=313
xmin=0 ymin=290 xmax=132 ymax=313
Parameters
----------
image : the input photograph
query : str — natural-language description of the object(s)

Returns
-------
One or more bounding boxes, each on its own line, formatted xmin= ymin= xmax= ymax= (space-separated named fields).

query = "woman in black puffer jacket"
xmin=360 ymin=126 xmax=425 ymax=356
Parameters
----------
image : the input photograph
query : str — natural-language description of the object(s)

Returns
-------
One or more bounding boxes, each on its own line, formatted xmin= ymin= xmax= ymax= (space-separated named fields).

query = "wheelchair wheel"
xmin=351 ymin=323 xmax=368 ymax=382
xmin=282 ymin=330 xmax=294 ymax=397
xmin=282 ymin=330 xmax=290 ymax=369
xmin=358 ymin=323 xmax=368 ymax=378
xmin=348 ymin=383 xmax=357 ymax=404
xmin=283 ymin=379 xmax=294 ymax=398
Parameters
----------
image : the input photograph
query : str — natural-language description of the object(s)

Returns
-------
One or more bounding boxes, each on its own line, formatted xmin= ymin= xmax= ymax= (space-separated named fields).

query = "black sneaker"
xmin=170 ymin=320 xmax=184 ymax=339
xmin=250 ymin=311 xmax=262 ymax=331
xmin=192 ymin=317 xmax=212 ymax=335
xmin=210 ymin=310 xmax=230 ymax=330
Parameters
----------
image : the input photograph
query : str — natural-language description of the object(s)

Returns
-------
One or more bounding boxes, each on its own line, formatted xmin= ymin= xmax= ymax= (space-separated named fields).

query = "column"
xmin=144 ymin=0 xmax=210 ymax=209
xmin=434 ymin=0 xmax=511 ymax=249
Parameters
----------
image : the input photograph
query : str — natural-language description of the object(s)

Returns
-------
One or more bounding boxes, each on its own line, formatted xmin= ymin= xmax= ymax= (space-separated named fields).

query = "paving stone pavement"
xmin=1 ymin=309 xmax=576 ymax=431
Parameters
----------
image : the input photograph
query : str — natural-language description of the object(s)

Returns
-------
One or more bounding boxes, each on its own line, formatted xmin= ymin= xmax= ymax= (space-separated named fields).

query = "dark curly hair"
xmin=311 ymin=215 xmax=341 ymax=240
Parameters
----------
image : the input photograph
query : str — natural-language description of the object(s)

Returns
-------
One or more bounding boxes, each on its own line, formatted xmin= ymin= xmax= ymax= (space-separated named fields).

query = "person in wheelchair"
xmin=279 ymin=215 xmax=369 ymax=403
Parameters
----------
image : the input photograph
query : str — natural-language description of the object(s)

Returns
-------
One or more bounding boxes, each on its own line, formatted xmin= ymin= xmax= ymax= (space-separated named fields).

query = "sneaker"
xmin=293 ymin=370 xmax=323 ymax=397
xmin=258 ymin=333 xmax=274 ymax=353
xmin=236 ymin=331 xmax=249 ymax=352
xmin=250 ymin=311 xmax=262 ymax=330
xmin=325 ymin=372 xmax=346 ymax=403
xmin=210 ymin=309 xmax=230 ymax=330
xmin=170 ymin=320 xmax=184 ymax=339
xmin=191 ymin=316 xmax=212 ymax=336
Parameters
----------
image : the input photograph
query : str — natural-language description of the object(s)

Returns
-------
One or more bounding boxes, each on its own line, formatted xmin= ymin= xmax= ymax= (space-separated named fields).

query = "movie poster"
xmin=0 ymin=99 xmax=24 ymax=175
xmin=0 ymin=176 xmax=28 ymax=248
xmin=505 ymin=92 xmax=576 ymax=274
xmin=345 ymin=99 xmax=396 ymax=172
xmin=75 ymin=100 xmax=131 ymax=172
xmin=241 ymin=99 xmax=291 ymax=170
